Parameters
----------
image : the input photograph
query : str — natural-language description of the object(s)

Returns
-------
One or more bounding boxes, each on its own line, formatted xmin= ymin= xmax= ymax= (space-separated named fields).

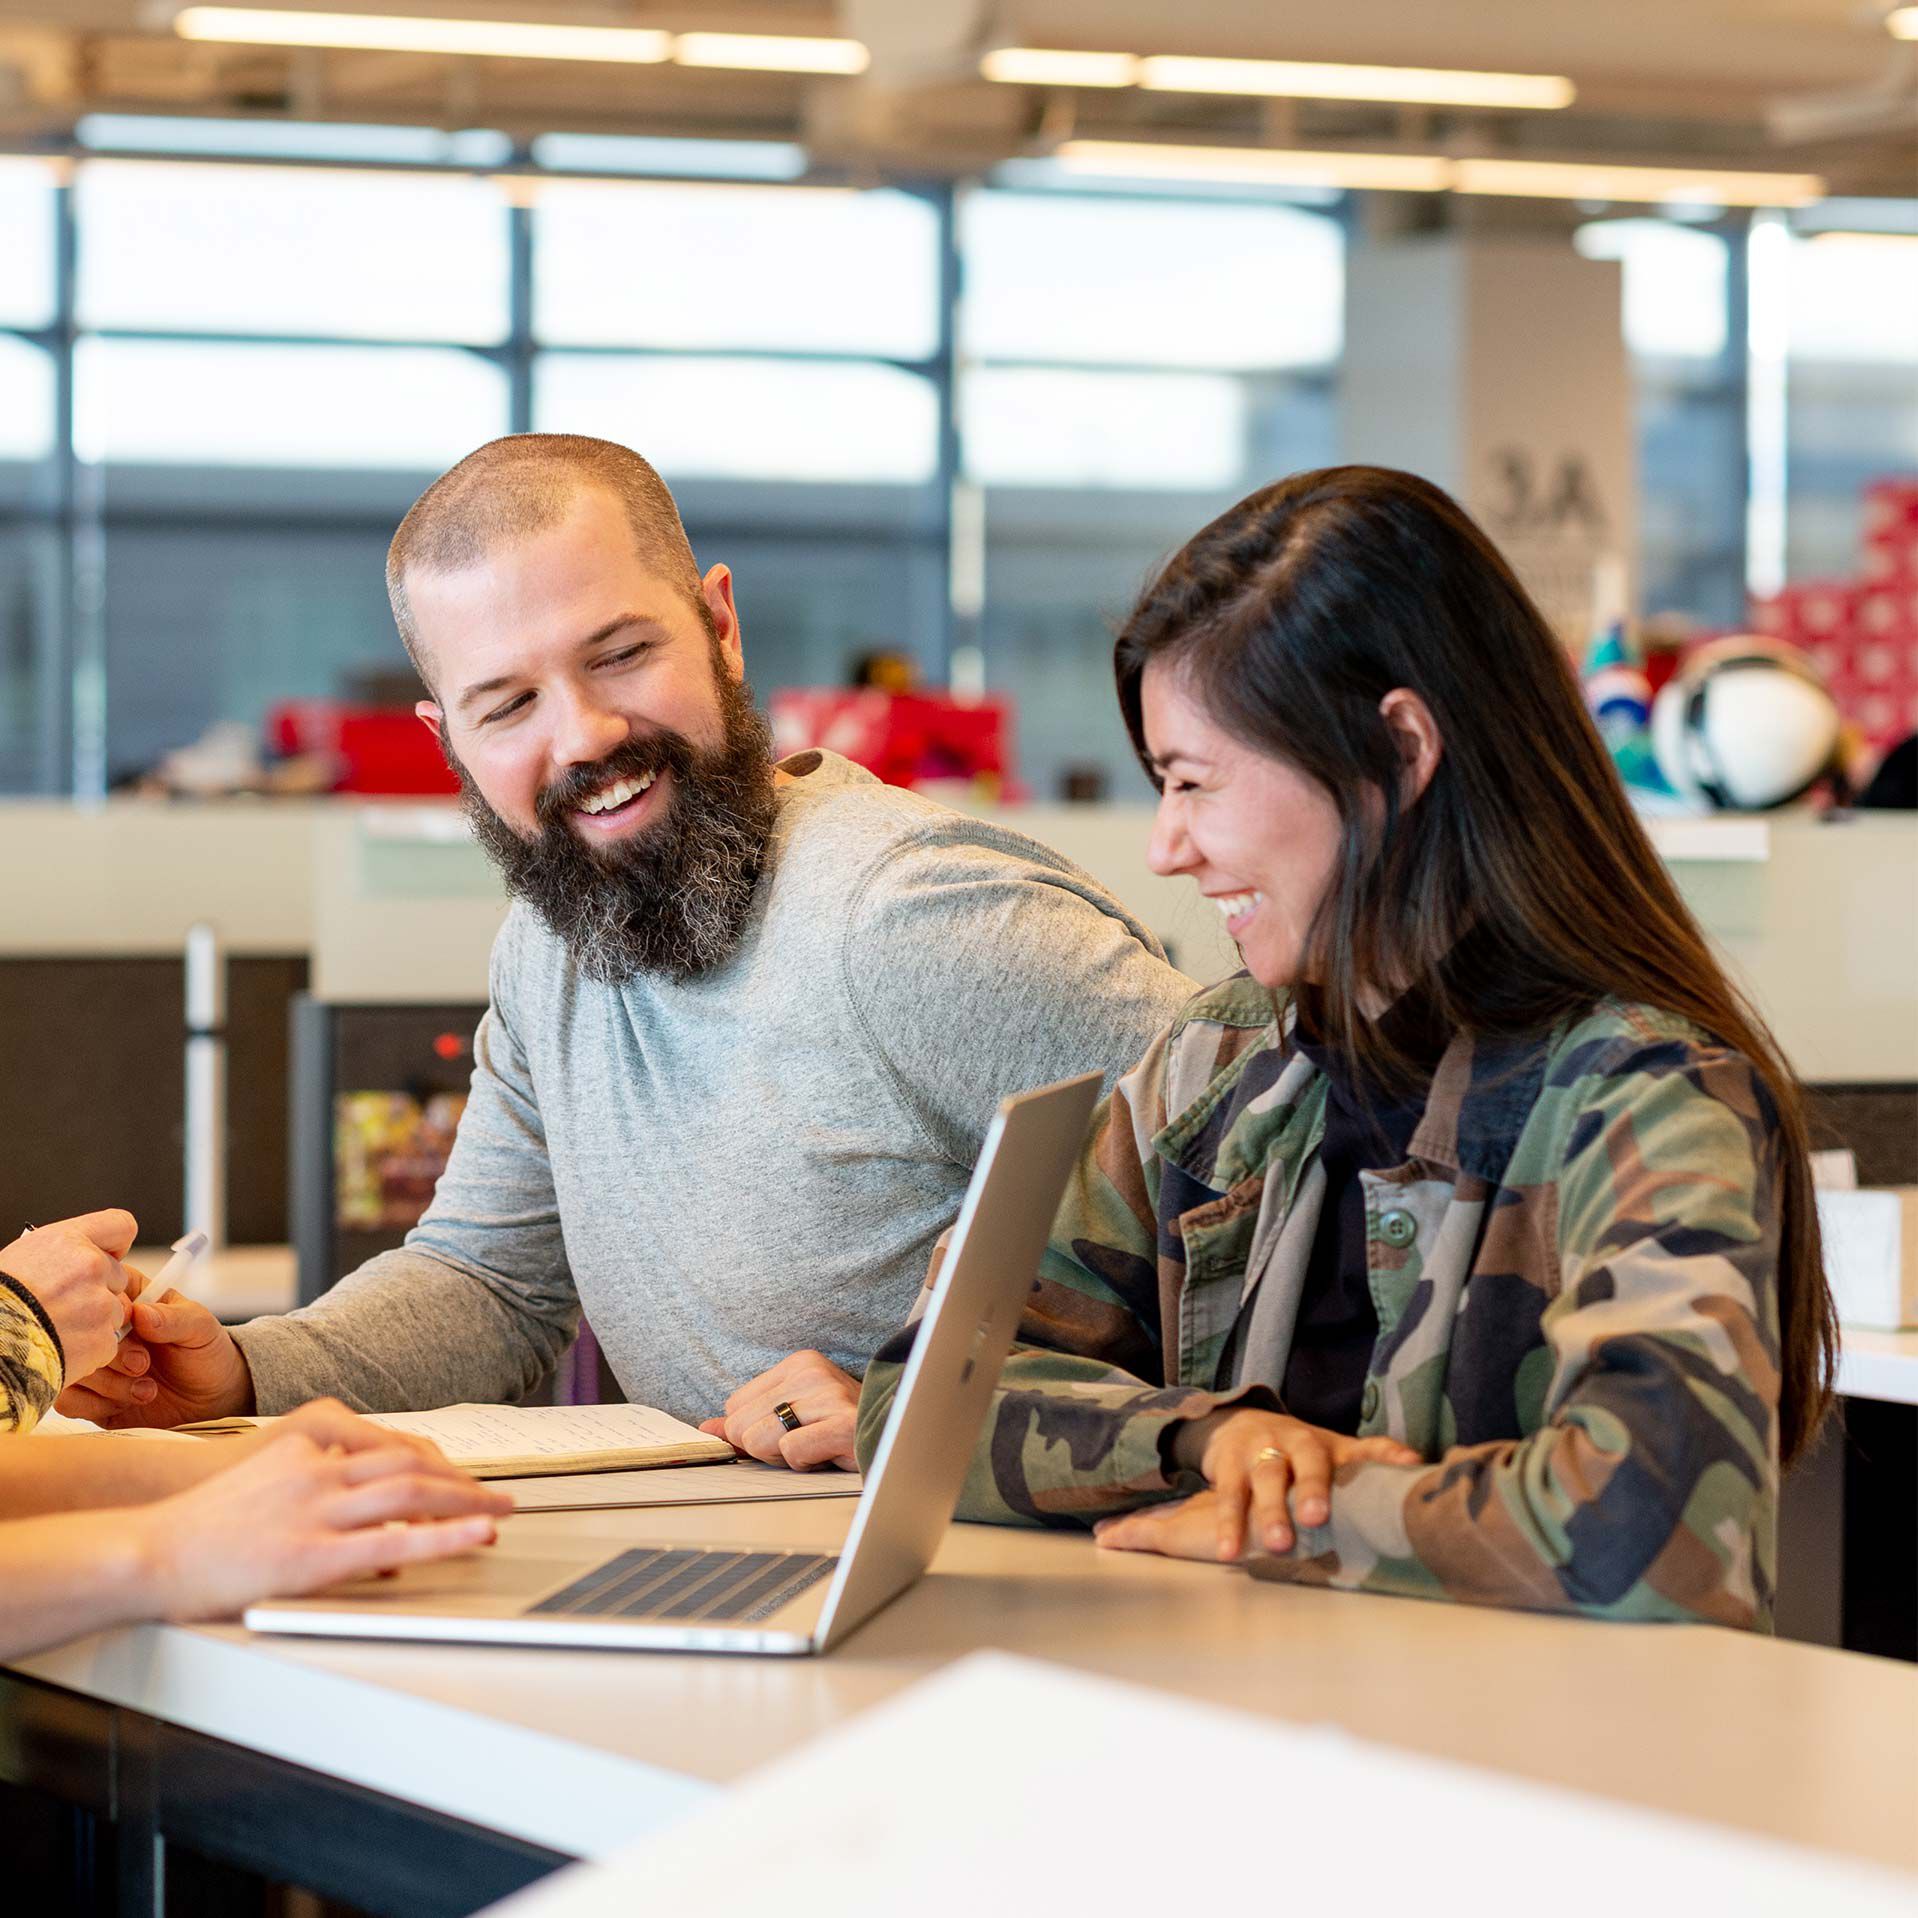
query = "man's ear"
xmin=1379 ymin=688 xmax=1442 ymax=804
xmin=702 ymin=564 xmax=745 ymax=681
xmin=415 ymin=700 xmax=445 ymax=742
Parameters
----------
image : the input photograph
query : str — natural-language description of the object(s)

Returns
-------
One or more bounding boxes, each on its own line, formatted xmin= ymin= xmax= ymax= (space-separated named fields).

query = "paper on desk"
xmin=363 ymin=1402 xmax=732 ymax=1475
xmin=32 ymin=1408 xmax=197 ymax=1441
xmin=367 ymin=1402 xmax=703 ymax=1457
xmin=501 ymin=1459 xmax=862 ymax=1512
xmin=481 ymin=1653 xmax=1918 ymax=1918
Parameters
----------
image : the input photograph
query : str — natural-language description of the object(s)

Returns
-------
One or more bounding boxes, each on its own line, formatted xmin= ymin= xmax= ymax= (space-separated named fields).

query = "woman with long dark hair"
xmin=857 ymin=465 xmax=1835 ymax=1628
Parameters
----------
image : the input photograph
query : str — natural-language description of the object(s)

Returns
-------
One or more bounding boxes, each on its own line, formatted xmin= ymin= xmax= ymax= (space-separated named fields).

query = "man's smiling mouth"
xmin=575 ymin=771 xmax=656 ymax=819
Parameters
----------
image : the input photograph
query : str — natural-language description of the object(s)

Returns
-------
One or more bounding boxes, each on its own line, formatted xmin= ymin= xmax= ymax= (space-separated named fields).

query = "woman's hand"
xmin=1097 ymin=1408 xmax=1420 ymax=1563
xmin=1093 ymin=1490 xmax=1235 ymax=1562
xmin=133 ymin=1426 xmax=514 ymax=1621
xmin=0 ymin=1210 xmax=139 ymax=1382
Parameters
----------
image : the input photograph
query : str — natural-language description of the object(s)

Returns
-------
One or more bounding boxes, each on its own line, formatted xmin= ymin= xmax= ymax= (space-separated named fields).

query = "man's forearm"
xmin=232 ymin=1245 xmax=578 ymax=1415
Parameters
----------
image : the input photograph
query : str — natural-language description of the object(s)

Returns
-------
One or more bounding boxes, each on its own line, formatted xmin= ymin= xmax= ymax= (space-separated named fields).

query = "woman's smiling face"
xmin=1140 ymin=659 xmax=1347 ymax=992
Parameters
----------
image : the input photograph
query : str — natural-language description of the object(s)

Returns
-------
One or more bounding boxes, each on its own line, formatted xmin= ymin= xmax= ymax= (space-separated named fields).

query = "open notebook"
xmin=179 ymin=1401 xmax=734 ymax=1480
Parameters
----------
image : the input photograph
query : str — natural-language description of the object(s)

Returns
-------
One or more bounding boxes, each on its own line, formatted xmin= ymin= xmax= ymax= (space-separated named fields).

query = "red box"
xmin=768 ymin=688 xmax=1017 ymax=796
xmin=268 ymin=699 xmax=459 ymax=796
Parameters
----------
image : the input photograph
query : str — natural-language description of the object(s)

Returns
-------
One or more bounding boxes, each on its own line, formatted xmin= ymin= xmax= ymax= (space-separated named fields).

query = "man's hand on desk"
xmin=56 ymin=1289 xmax=253 ymax=1429
xmin=699 ymin=1349 xmax=862 ymax=1471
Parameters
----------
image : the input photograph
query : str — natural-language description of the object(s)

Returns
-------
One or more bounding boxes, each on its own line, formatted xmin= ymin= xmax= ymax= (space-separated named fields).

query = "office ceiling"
xmin=0 ymin=1 xmax=1912 ymax=195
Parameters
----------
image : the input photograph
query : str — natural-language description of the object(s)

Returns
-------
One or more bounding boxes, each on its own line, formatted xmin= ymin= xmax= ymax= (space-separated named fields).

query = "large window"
xmin=76 ymin=161 xmax=511 ymax=341
xmin=959 ymin=189 xmax=1342 ymax=796
xmin=3 ymin=131 xmax=1909 ymax=803
xmin=0 ymin=160 xmax=61 ymax=795
xmin=961 ymin=191 xmax=1341 ymax=370
xmin=0 ymin=336 xmax=55 ymax=462
xmin=1784 ymin=231 xmax=1918 ymax=580
xmin=0 ymin=159 xmax=56 ymax=329
xmin=10 ymin=160 xmax=957 ymax=790
xmin=535 ymin=354 xmax=938 ymax=484
xmin=75 ymin=340 xmax=508 ymax=467
xmin=1576 ymin=217 xmax=1744 ymax=626
xmin=532 ymin=181 xmax=939 ymax=357
xmin=526 ymin=177 xmax=948 ymax=700
xmin=47 ymin=157 xmax=517 ymax=790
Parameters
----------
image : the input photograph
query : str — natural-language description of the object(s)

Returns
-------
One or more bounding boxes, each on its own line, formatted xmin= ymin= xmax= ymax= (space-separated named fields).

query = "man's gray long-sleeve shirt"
xmin=234 ymin=751 xmax=1194 ymax=1422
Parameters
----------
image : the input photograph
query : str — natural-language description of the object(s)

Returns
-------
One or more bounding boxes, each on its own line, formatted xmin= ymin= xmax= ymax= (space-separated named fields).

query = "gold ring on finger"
xmin=1251 ymin=1445 xmax=1287 ymax=1467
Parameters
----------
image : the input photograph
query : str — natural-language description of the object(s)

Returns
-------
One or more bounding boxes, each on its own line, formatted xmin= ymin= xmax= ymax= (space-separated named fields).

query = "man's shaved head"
xmin=387 ymin=433 xmax=702 ymax=692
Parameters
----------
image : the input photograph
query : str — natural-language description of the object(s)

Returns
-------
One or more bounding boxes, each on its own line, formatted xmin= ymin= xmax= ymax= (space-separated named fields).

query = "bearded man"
xmin=60 ymin=435 xmax=1191 ymax=1468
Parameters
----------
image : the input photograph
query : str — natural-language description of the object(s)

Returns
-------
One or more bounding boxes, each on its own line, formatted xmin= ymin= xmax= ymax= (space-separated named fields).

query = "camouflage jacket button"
xmin=1379 ymin=1208 xmax=1417 ymax=1248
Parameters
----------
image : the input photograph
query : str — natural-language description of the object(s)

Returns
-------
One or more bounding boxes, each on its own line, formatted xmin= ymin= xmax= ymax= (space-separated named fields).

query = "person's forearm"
xmin=0 ymin=1507 xmax=160 ymax=1660
xmin=0 ymin=1434 xmax=225 ymax=1519
xmin=1253 ymin=1416 xmax=1768 ymax=1626
xmin=232 ymin=1245 xmax=576 ymax=1415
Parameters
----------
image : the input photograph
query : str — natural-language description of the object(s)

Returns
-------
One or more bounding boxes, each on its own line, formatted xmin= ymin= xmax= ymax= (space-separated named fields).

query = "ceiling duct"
xmin=1767 ymin=44 xmax=1917 ymax=144
xmin=840 ymin=0 xmax=995 ymax=85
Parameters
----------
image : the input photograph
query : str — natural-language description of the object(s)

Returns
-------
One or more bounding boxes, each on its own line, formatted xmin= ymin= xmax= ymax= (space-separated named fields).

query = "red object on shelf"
xmin=768 ymin=688 xmax=1019 ymax=797
xmin=1749 ymin=478 xmax=1918 ymax=753
xmin=268 ymin=699 xmax=459 ymax=795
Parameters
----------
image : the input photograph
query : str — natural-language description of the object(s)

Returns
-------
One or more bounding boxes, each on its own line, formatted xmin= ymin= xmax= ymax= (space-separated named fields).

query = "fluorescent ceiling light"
xmin=672 ymin=33 xmax=868 ymax=75
xmin=1136 ymin=55 xmax=1574 ymax=110
xmin=76 ymin=112 xmax=509 ymax=164
xmin=1053 ymin=140 xmax=1451 ymax=192
xmin=172 ymin=12 xmax=870 ymax=74
xmin=1452 ymin=157 xmax=1824 ymax=208
xmin=989 ymin=155 xmax=1337 ymax=205
xmin=531 ymin=133 xmax=808 ymax=181
xmin=173 ymin=8 xmax=671 ymax=63
xmin=980 ymin=48 xmax=1141 ymax=87
xmin=1053 ymin=140 xmax=1823 ymax=207
xmin=1887 ymin=6 xmax=1918 ymax=39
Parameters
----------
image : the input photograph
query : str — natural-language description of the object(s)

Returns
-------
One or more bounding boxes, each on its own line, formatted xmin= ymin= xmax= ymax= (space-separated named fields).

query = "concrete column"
xmin=1341 ymin=233 xmax=1635 ymax=643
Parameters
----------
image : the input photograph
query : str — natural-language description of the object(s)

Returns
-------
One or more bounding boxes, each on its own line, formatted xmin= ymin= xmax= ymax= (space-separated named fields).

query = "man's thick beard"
xmin=452 ymin=677 xmax=778 ymax=984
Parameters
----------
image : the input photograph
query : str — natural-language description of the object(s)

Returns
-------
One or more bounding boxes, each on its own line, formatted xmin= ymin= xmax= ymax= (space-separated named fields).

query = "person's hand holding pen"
xmin=58 ymin=1239 xmax=254 ymax=1430
xmin=117 ymin=1229 xmax=207 ymax=1322
xmin=0 ymin=1210 xmax=141 ymax=1383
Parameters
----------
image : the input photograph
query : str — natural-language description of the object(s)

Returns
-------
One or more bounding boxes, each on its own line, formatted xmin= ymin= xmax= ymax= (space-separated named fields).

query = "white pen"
xmin=120 ymin=1229 xmax=208 ymax=1339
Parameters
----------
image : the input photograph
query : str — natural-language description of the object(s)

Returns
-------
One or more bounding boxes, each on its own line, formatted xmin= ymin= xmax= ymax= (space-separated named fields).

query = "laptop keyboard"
xmin=526 ymin=1548 xmax=837 ymax=1626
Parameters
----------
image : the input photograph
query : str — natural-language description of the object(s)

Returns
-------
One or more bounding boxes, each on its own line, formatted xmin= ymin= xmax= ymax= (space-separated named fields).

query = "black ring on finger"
xmin=772 ymin=1399 xmax=802 ymax=1433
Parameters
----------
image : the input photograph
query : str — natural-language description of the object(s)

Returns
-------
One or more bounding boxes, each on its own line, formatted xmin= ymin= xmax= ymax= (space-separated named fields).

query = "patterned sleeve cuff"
xmin=0 ymin=1280 xmax=66 ymax=1434
xmin=0 ymin=1269 xmax=66 ymax=1381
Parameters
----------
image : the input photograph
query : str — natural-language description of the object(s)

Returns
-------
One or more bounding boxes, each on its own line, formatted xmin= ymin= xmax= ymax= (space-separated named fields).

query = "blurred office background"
xmin=0 ymin=1 xmax=1913 ymax=1290
xmin=0 ymin=1 xmax=1913 ymax=804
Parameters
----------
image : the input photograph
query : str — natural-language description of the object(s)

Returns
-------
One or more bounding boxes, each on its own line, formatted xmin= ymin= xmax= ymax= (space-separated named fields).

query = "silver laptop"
xmin=244 ymin=1071 xmax=1101 ymax=1657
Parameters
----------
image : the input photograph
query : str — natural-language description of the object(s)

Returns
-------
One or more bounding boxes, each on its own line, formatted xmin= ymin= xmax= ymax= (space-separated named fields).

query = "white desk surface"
xmin=1836 ymin=1327 xmax=1918 ymax=1406
xmin=12 ymin=1498 xmax=1918 ymax=1877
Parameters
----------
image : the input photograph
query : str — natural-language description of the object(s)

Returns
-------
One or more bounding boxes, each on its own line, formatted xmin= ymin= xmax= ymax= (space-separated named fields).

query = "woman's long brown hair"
xmin=1114 ymin=465 xmax=1835 ymax=1465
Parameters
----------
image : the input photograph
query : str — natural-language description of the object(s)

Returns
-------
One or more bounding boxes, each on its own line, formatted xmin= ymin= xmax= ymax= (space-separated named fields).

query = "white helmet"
xmin=1650 ymin=636 xmax=1841 ymax=812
